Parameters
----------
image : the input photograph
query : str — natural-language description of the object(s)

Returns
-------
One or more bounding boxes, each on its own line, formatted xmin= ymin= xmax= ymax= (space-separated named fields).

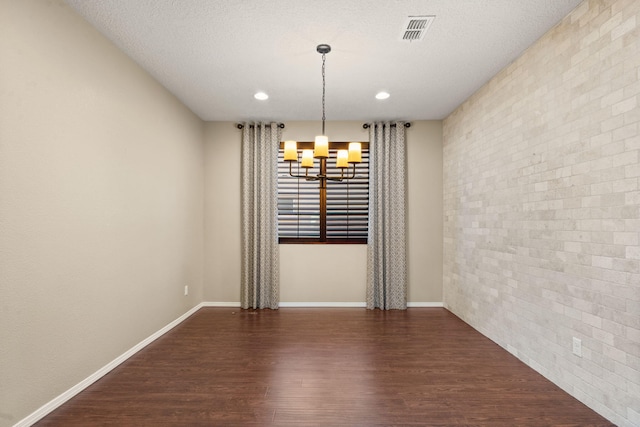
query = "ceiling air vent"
xmin=400 ymin=15 xmax=435 ymax=42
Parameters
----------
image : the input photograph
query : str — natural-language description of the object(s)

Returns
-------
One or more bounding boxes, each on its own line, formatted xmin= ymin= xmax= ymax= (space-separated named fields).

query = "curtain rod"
xmin=362 ymin=122 xmax=411 ymax=129
xmin=236 ymin=123 xmax=285 ymax=130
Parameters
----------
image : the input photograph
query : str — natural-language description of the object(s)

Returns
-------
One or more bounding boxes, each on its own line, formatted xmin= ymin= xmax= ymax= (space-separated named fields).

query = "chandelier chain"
xmin=321 ymin=52 xmax=326 ymax=135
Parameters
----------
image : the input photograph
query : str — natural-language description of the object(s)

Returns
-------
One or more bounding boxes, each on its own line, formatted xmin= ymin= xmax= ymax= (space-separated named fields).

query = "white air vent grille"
xmin=400 ymin=16 xmax=435 ymax=42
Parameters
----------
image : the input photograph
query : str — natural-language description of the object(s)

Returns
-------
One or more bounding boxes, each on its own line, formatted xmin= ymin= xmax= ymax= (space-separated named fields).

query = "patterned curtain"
xmin=241 ymin=122 xmax=281 ymax=309
xmin=366 ymin=122 xmax=408 ymax=310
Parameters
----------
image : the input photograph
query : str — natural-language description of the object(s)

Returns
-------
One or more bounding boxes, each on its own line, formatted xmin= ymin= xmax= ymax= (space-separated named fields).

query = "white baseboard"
xmin=14 ymin=303 xmax=205 ymax=427
xmin=408 ymin=302 xmax=444 ymax=307
xmin=200 ymin=301 xmax=241 ymax=307
xmin=279 ymin=301 xmax=367 ymax=307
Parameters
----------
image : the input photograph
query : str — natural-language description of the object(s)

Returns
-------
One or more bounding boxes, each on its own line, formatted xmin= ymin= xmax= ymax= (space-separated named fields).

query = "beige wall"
xmin=407 ymin=121 xmax=444 ymax=302
xmin=443 ymin=1 xmax=639 ymax=426
xmin=203 ymin=122 xmax=241 ymax=302
xmin=204 ymin=120 xmax=443 ymax=304
xmin=0 ymin=1 xmax=204 ymax=425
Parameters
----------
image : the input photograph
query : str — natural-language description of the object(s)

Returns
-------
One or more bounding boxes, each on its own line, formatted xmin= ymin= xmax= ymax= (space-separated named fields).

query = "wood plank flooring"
xmin=36 ymin=308 xmax=615 ymax=426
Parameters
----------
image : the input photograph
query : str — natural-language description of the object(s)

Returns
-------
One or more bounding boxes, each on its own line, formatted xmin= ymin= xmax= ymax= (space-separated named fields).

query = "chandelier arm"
xmin=288 ymin=161 xmax=316 ymax=179
xmin=326 ymin=163 xmax=356 ymax=181
xmin=346 ymin=163 xmax=356 ymax=179
xmin=325 ymin=167 xmax=344 ymax=182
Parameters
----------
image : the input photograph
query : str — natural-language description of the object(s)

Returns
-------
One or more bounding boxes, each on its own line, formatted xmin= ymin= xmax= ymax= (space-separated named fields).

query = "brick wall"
xmin=443 ymin=1 xmax=639 ymax=425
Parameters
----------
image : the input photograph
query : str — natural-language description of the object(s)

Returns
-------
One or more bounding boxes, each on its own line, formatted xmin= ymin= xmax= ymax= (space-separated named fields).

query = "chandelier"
xmin=283 ymin=44 xmax=362 ymax=189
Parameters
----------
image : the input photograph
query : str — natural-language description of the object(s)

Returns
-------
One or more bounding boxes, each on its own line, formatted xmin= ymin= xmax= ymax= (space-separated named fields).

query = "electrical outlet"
xmin=572 ymin=337 xmax=582 ymax=357
xmin=184 ymin=285 xmax=189 ymax=296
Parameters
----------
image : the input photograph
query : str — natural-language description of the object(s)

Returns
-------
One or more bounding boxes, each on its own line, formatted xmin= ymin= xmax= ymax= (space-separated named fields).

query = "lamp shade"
xmin=314 ymin=135 xmax=329 ymax=158
xmin=301 ymin=149 xmax=314 ymax=168
xmin=336 ymin=150 xmax=349 ymax=168
xmin=348 ymin=142 xmax=362 ymax=163
xmin=283 ymin=140 xmax=297 ymax=161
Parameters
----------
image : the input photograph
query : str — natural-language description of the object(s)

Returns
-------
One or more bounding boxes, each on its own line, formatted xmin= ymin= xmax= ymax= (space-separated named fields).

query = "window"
xmin=277 ymin=142 xmax=369 ymax=243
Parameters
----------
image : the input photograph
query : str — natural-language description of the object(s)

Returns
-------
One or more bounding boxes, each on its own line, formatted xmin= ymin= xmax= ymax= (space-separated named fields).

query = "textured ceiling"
xmin=64 ymin=0 xmax=583 ymax=122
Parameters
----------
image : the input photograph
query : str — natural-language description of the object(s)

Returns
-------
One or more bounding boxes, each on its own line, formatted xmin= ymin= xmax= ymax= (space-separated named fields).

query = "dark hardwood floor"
xmin=36 ymin=308 xmax=615 ymax=426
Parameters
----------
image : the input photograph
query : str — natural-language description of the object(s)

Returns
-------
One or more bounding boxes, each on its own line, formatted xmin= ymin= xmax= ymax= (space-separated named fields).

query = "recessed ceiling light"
xmin=375 ymin=92 xmax=390 ymax=100
xmin=254 ymin=92 xmax=269 ymax=100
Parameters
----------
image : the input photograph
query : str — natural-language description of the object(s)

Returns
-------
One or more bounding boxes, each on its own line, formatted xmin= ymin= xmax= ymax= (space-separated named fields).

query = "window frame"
xmin=278 ymin=141 xmax=369 ymax=245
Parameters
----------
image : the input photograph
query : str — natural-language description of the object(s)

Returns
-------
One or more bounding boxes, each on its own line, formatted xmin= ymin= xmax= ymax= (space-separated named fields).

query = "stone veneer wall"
xmin=442 ymin=1 xmax=639 ymax=426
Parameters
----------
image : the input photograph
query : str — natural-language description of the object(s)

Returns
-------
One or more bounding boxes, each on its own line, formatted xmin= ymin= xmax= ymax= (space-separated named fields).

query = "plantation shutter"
xmin=325 ymin=147 xmax=369 ymax=239
xmin=277 ymin=156 xmax=321 ymax=238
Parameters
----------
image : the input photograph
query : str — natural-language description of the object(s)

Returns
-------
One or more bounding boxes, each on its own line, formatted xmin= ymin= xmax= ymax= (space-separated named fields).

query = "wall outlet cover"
xmin=572 ymin=337 xmax=582 ymax=357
